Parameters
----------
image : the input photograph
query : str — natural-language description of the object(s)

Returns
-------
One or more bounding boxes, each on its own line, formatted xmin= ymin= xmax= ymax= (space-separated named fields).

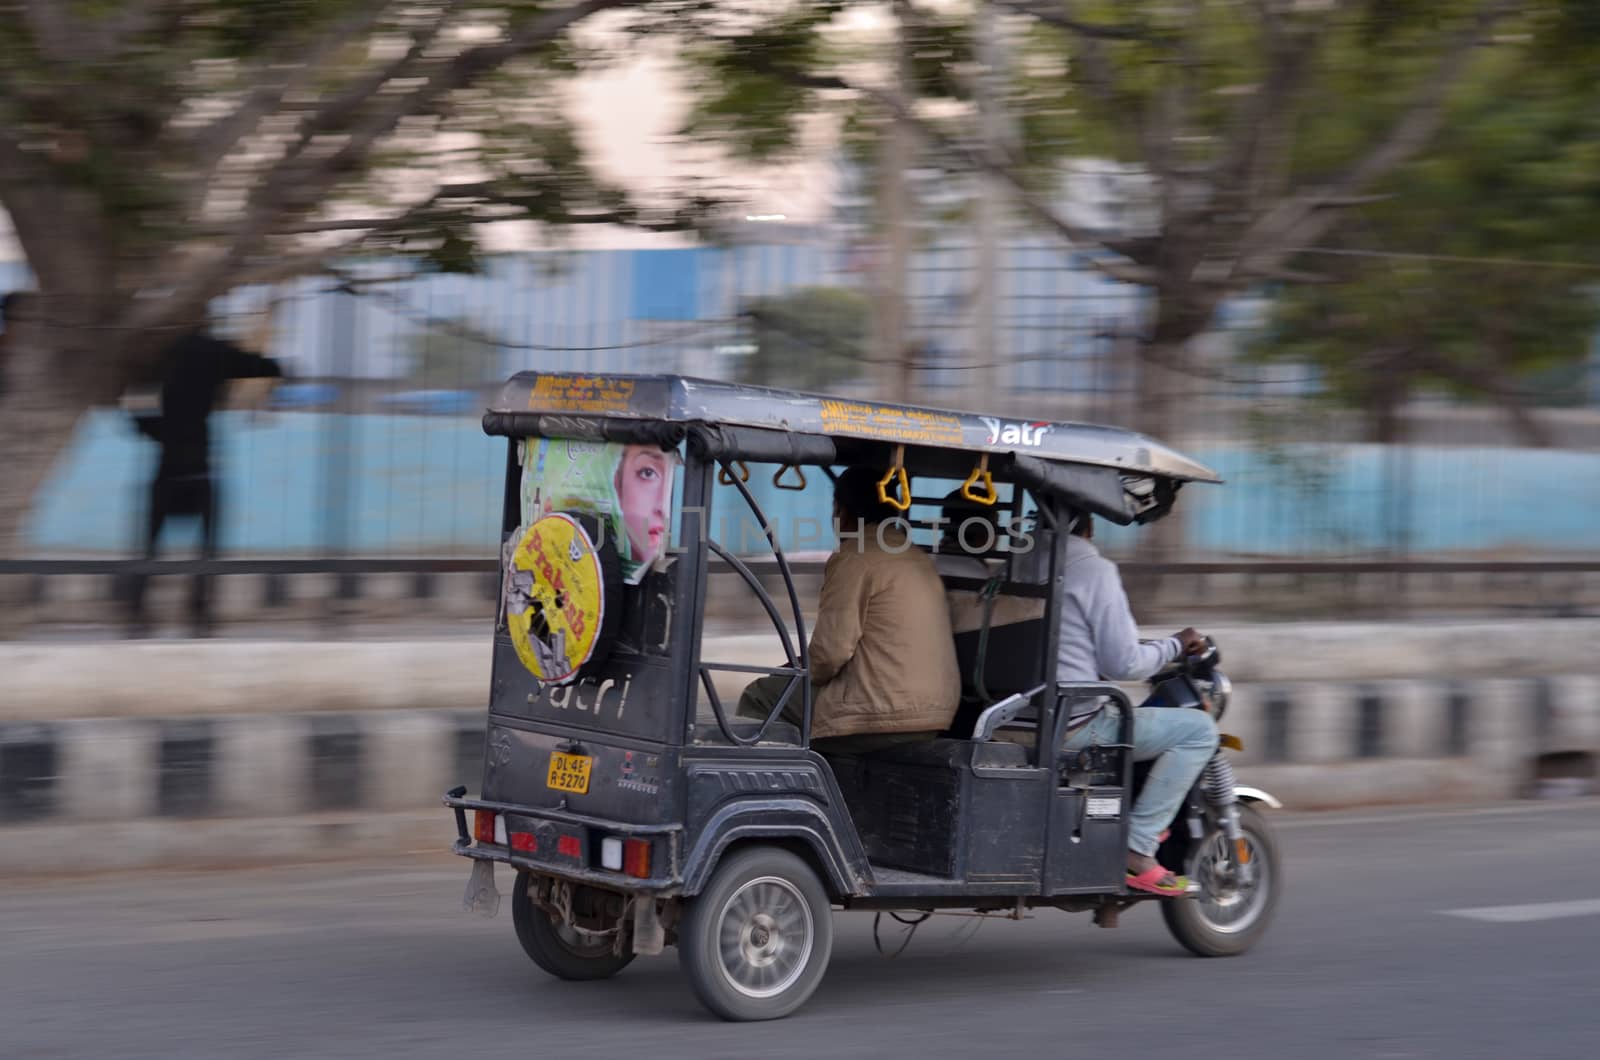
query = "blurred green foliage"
xmin=1254 ymin=43 xmax=1600 ymax=436
xmin=3 ymin=0 xmax=1597 ymax=423
xmin=407 ymin=316 xmax=501 ymax=388
xmin=738 ymin=286 xmax=870 ymax=390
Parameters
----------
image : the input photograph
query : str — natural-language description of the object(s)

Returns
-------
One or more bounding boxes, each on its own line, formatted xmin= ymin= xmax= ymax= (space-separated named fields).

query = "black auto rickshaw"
xmin=445 ymin=372 xmax=1281 ymax=1021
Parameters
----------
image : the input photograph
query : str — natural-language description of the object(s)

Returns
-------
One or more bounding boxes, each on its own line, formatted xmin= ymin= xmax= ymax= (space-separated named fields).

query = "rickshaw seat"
xmin=948 ymin=619 xmax=1048 ymax=737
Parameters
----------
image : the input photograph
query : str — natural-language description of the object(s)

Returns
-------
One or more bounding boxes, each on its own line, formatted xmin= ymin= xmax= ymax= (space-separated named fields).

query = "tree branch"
xmin=269 ymin=176 xmax=707 ymax=236
xmin=80 ymin=0 xmax=172 ymax=63
xmin=187 ymin=0 xmax=401 ymax=185
xmin=257 ymin=0 xmax=644 ymax=216
xmin=1251 ymin=0 xmax=1284 ymax=41
xmin=1139 ymin=0 xmax=1204 ymax=215
xmin=182 ymin=0 xmax=641 ymax=311
xmin=0 ymin=129 xmax=76 ymax=286
xmin=991 ymin=0 xmax=1162 ymax=43
xmin=1235 ymin=0 xmax=1515 ymax=278
xmin=289 ymin=0 xmax=465 ymax=154
xmin=1215 ymin=7 xmax=1324 ymax=212
xmin=1408 ymin=346 xmax=1553 ymax=447
xmin=21 ymin=0 xmax=79 ymax=64
xmin=758 ymin=66 xmax=1154 ymax=283
xmin=1336 ymin=0 xmax=1517 ymax=192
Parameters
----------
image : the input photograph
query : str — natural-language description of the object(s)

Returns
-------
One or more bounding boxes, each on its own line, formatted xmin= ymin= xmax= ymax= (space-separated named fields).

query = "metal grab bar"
xmin=971 ymin=683 xmax=1049 ymax=742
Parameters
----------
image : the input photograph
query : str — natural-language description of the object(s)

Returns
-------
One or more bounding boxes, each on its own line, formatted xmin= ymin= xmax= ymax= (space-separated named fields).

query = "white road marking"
xmin=1274 ymin=798 xmax=1600 ymax=830
xmin=1439 ymin=898 xmax=1600 ymax=923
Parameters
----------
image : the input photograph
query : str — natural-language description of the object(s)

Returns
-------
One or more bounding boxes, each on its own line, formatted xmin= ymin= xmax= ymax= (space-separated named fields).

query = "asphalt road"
xmin=3 ymin=800 xmax=1598 ymax=1060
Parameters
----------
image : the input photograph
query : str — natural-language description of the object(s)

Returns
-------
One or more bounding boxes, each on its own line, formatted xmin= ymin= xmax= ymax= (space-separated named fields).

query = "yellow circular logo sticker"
xmin=505 ymin=513 xmax=607 ymax=684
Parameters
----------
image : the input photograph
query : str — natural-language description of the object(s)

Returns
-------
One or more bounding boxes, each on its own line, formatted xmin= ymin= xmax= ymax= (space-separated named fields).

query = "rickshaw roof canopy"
xmin=488 ymin=373 xmax=1220 ymax=484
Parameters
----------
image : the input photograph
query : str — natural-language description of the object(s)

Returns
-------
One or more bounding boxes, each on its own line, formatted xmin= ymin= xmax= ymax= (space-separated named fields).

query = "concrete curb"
xmin=6 ymin=620 xmax=1600 ymax=723
xmin=1 ymin=641 xmax=496 ymax=722
xmin=0 ymin=811 xmax=456 ymax=877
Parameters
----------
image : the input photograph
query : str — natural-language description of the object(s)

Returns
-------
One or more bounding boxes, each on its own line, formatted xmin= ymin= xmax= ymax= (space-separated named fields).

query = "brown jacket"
xmin=809 ymin=524 xmax=962 ymax=739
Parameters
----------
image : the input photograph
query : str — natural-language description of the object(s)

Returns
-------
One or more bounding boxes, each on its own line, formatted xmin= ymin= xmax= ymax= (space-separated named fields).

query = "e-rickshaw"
xmin=445 ymin=372 xmax=1282 ymax=1021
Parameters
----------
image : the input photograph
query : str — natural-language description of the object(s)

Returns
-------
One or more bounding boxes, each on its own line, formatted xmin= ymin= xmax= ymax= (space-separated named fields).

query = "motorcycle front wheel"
xmin=1162 ymin=803 xmax=1281 ymax=957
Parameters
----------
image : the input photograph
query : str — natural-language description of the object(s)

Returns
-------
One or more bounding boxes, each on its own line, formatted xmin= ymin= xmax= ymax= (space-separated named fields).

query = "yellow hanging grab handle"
xmin=717 ymin=460 xmax=750 ymax=486
xmin=773 ymin=464 xmax=807 ymax=491
xmin=961 ymin=453 xmax=998 ymax=506
xmin=876 ymin=446 xmax=912 ymax=512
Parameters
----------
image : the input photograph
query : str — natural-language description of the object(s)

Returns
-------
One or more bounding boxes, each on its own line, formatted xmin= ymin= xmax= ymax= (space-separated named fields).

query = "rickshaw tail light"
xmin=557 ymin=835 xmax=582 ymax=859
xmin=623 ymin=839 xmax=651 ymax=879
xmin=473 ymin=811 xmax=497 ymax=845
xmin=510 ymin=832 xmax=537 ymax=854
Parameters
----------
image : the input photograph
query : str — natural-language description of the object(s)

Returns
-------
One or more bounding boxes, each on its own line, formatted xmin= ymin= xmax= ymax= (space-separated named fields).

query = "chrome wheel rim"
xmin=715 ymin=876 xmax=814 ymax=999
xmin=1192 ymin=831 xmax=1270 ymax=935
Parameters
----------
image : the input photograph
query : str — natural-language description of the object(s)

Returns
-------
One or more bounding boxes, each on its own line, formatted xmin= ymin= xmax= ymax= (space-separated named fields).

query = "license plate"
xmin=547 ymin=752 xmax=593 ymax=794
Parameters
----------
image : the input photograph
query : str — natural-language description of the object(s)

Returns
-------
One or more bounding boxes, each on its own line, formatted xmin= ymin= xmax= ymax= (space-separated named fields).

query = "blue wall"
xmin=26 ymin=409 xmax=1600 ymax=558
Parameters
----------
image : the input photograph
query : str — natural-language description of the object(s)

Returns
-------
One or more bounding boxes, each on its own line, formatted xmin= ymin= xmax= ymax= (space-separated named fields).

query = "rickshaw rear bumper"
xmin=443 ymin=788 xmax=683 ymax=895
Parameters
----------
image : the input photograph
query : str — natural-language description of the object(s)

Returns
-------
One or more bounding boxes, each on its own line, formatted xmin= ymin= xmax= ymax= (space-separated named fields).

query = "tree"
xmin=687 ymin=2 xmax=1536 ymax=426
xmin=0 ymin=0 xmax=725 ymax=561
xmin=407 ymin=316 xmax=505 ymax=389
xmin=739 ymin=285 xmax=870 ymax=390
xmin=1253 ymin=20 xmax=1600 ymax=445
xmin=681 ymin=0 xmax=1543 ymax=574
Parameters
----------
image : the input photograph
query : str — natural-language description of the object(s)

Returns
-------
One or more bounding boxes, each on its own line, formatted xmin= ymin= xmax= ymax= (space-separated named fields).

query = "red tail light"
xmin=510 ymin=832 xmax=537 ymax=854
xmin=623 ymin=838 xmax=652 ymax=879
xmin=473 ymin=810 xmax=497 ymax=844
xmin=557 ymin=834 xmax=581 ymax=859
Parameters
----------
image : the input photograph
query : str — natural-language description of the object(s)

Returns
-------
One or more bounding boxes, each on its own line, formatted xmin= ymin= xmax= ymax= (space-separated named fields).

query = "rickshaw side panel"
xmin=679 ymin=754 xmax=872 ymax=898
xmin=828 ymin=743 xmax=1050 ymax=887
xmin=1044 ymin=785 xmax=1131 ymax=893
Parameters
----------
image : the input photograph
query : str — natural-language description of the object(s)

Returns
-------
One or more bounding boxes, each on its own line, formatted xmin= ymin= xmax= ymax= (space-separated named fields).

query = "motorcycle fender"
xmin=1234 ymin=786 xmax=1283 ymax=810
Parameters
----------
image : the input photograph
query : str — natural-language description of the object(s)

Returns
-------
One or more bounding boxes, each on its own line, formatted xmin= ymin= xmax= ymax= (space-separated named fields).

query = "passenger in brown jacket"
xmin=738 ymin=466 xmax=962 ymax=753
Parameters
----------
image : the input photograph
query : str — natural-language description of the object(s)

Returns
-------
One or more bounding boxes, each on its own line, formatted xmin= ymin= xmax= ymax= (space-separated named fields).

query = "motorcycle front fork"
xmin=1181 ymin=792 xmax=1255 ymax=887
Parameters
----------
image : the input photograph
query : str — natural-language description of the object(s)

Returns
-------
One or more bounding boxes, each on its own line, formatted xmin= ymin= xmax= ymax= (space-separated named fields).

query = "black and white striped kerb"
xmin=158 ymin=720 xmax=215 ymax=817
xmin=0 ymin=724 xmax=58 ymax=822
xmin=0 ymin=710 xmax=483 ymax=825
xmin=308 ymin=714 xmax=364 ymax=812
xmin=0 ymin=680 xmax=1595 ymax=826
xmin=24 ymin=571 xmax=502 ymax=613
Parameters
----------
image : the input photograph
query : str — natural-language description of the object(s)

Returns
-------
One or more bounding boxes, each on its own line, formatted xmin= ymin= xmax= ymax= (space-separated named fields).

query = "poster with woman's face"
xmin=519 ymin=439 xmax=677 ymax=585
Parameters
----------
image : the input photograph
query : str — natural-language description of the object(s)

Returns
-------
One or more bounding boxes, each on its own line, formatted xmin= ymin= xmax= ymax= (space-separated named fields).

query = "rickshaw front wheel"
xmin=678 ymin=847 xmax=834 ymax=1021
xmin=512 ymin=872 xmax=636 ymax=980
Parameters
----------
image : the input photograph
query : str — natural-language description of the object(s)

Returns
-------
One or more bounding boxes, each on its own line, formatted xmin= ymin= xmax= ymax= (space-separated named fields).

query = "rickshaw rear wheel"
xmin=1161 ymin=804 xmax=1281 ymax=957
xmin=678 ymin=847 xmax=833 ymax=1021
xmin=512 ymin=872 xmax=635 ymax=980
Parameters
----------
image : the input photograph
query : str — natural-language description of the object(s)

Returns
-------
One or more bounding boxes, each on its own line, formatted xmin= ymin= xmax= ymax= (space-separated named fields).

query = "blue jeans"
xmin=1063 ymin=706 xmax=1220 ymax=857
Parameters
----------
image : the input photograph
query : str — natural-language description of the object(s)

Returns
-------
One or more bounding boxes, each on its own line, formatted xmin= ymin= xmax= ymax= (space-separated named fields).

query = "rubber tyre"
xmin=677 ymin=847 xmax=834 ymax=1021
xmin=1162 ymin=804 xmax=1281 ymax=958
xmin=512 ymin=872 xmax=635 ymax=981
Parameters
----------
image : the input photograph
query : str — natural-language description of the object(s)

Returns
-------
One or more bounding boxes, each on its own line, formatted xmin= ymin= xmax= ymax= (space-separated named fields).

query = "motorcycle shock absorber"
xmin=1201 ymin=751 xmax=1254 ymax=885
